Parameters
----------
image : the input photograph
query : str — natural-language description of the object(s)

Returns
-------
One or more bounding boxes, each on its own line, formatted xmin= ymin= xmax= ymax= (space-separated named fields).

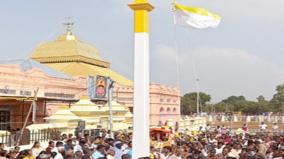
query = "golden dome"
xmin=31 ymin=31 xmax=109 ymax=68
xmin=30 ymin=31 xmax=133 ymax=86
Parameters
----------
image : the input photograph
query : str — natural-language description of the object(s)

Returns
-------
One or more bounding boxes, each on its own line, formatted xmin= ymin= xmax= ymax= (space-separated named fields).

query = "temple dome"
xmin=30 ymin=30 xmax=132 ymax=86
xmin=31 ymin=31 xmax=109 ymax=68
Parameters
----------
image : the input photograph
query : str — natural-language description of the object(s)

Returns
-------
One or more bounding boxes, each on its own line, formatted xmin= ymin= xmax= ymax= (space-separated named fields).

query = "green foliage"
xmin=181 ymin=92 xmax=211 ymax=115
xmin=180 ymin=84 xmax=284 ymax=114
xmin=271 ymin=84 xmax=284 ymax=111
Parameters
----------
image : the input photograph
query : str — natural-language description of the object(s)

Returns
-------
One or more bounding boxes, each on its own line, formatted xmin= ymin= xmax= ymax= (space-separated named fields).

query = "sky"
xmin=0 ymin=0 xmax=284 ymax=102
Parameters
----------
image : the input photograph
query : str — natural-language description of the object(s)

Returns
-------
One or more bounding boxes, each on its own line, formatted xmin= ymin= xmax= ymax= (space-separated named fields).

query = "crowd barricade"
xmin=206 ymin=115 xmax=284 ymax=123
xmin=178 ymin=116 xmax=207 ymax=131
xmin=0 ymin=129 xmax=61 ymax=147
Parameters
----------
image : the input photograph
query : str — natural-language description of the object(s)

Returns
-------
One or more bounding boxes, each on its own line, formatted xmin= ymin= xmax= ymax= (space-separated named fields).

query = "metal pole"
xmin=108 ymin=79 xmax=114 ymax=132
xmin=196 ymin=78 xmax=200 ymax=116
xmin=32 ymin=100 xmax=37 ymax=123
xmin=16 ymin=88 xmax=39 ymax=146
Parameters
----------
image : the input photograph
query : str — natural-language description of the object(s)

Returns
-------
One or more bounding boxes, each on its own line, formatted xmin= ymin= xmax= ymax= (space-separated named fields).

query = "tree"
xmin=217 ymin=95 xmax=273 ymax=114
xmin=271 ymin=84 xmax=284 ymax=112
xmin=221 ymin=96 xmax=247 ymax=112
xmin=213 ymin=102 xmax=227 ymax=112
xmin=181 ymin=92 xmax=211 ymax=115
xmin=257 ymin=95 xmax=266 ymax=103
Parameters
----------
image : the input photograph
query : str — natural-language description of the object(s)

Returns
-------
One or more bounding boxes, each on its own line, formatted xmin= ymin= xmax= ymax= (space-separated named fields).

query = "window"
xmin=160 ymin=107 xmax=164 ymax=112
xmin=173 ymin=108 xmax=177 ymax=112
xmin=167 ymin=107 xmax=171 ymax=112
xmin=0 ymin=110 xmax=10 ymax=130
xmin=160 ymin=99 xmax=164 ymax=102
xmin=167 ymin=99 xmax=171 ymax=103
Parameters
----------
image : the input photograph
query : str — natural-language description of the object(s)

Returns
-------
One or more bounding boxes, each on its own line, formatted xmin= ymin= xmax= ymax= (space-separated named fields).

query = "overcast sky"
xmin=0 ymin=0 xmax=284 ymax=102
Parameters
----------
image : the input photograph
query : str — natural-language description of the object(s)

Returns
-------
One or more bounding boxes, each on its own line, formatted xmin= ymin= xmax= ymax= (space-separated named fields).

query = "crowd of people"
xmin=0 ymin=124 xmax=284 ymax=159
xmin=0 ymin=130 xmax=132 ymax=159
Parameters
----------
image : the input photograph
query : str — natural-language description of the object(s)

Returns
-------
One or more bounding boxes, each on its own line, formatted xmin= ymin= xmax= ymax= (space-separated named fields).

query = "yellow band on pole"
xmin=128 ymin=1 xmax=154 ymax=33
xmin=134 ymin=0 xmax=148 ymax=2
xmin=134 ymin=10 xmax=149 ymax=33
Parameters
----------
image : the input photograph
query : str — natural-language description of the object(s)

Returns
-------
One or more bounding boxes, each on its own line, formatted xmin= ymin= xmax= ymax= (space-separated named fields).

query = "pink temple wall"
xmin=115 ymin=83 xmax=181 ymax=126
xmin=0 ymin=64 xmax=181 ymax=128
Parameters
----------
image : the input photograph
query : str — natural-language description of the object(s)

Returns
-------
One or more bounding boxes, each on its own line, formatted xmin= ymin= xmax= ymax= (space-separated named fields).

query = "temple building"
xmin=0 ymin=59 xmax=85 ymax=130
xmin=30 ymin=28 xmax=181 ymax=126
xmin=0 ymin=26 xmax=180 ymax=131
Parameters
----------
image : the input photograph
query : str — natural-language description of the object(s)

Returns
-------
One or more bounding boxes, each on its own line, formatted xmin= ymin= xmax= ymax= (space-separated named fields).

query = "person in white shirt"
xmin=52 ymin=141 xmax=64 ymax=159
xmin=259 ymin=122 xmax=267 ymax=132
xmin=73 ymin=140 xmax=86 ymax=153
xmin=105 ymin=130 xmax=113 ymax=139
xmin=272 ymin=123 xmax=279 ymax=132
xmin=106 ymin=149 xmax=115 ymax=159
xmin=114 ymin=141 xmax=123 ymax=159
xmin=208 ymin=135 xmax=217 ymax=144
xmin=205 ymin=124 xmax=211 ymax=132
xmin=215 ymin=142 xmax=225 ymax=155
xmin=31 ymin=141 xmax=43 ymax=157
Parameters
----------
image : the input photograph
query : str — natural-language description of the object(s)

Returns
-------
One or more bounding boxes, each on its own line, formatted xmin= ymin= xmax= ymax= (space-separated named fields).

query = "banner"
xmin=95 ymin=75 xmax=107 ymax=99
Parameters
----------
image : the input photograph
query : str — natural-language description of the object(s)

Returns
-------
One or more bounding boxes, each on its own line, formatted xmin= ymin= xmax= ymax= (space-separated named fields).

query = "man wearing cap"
xmin=114 ymin=141 xmax=123 ymax=159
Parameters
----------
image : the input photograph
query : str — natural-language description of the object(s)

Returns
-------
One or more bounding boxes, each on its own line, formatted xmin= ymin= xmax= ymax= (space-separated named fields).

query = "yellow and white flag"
xmin=173 ymin=2 xmax=221 ymax=29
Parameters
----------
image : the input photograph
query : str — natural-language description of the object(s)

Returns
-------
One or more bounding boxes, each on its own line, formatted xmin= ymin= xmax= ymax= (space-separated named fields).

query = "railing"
xmin=0 ymin=129 xmax=61 ymax=147
xmin=206 ymin=115 xmax=284 ymax=123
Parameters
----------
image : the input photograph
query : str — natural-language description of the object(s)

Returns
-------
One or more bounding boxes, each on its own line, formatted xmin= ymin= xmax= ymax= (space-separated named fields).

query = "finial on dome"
xmin=63 ymin=17 xmax=74 ymax=33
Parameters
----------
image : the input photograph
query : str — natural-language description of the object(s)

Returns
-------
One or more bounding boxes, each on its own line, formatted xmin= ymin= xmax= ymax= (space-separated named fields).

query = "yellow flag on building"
xmin=173 ymin=2 xmax=221 ymax=29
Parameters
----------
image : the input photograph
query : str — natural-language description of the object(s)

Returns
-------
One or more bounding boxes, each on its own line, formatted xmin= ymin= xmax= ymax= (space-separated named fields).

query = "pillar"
xmin=128 ymin=0 xmax=154 ymax=158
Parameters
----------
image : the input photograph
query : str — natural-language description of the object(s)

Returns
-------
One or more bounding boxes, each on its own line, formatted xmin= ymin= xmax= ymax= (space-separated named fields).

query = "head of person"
xmin=94 ymin=136 xmax=102 ymax=144
xmin=32 ymin=141 xmax=41 ymax=148
xmin=56 ymin=141 xmax=64 ymax=153
xmin=96 ymin=145 xmax=106 ymax=154
xmin=65 ymin=147 xmax=74 ymax=158
xmin=18 ymin=150 xmax=28 ymax=158
xmin=162 ymin=146 xmax=171 ymax=155
xmin=37 ymin=151 xmax=51 ymax=159
xmin=66 ymin=139 xmax=73 ymax=146
xmin=75 ymin=151 xmax=83 ymax=159
xmin=68 ymin=134 xmax=73 ymax=138
xmin=122 ymin=154 xmax=130 ymax=159
xmin=217 ymin=142 xmax=223 ymax=149
xmin=45 ymin=147 xmax=52 ymax=154
xmin=0 ymin=143 xmax=4 ymax=150
xmin=208 ymin=149 xmax=216 ymax=157
xmin=48 ymin=141 xmax=54 ymax=148
xmin=114 ymin=141 xmax=123 ymax=149
xmin=106 ymin=138 xmax=115 ymax=146
xmin=79 ymin=139 xmax=86 ymax=146
xmin=62 ymin=134 xmax=67 ymax=139
xmin=222 ymin=147 xmax=230 ymax=156
xmin=106 ymin=149 xmax=115 ymax=157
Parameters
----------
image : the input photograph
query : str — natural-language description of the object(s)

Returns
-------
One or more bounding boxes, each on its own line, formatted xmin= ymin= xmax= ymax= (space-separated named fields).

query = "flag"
xmin=173 ymin=2 xmax=221 ymax=29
